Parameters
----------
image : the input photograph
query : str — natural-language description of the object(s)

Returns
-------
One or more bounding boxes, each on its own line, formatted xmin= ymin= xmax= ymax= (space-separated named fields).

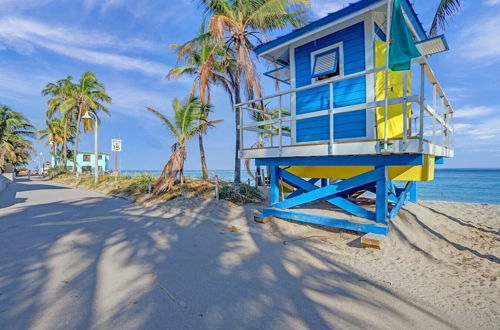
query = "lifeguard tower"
xmin=236 ymin=0 xmax=454 ymax=236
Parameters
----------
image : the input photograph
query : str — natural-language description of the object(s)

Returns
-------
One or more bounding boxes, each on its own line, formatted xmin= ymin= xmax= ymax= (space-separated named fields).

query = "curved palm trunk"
xmin=153 ymin=144 xmax=186 ymax=194
xmin=198 ymin=131 xmax=208 ymax=179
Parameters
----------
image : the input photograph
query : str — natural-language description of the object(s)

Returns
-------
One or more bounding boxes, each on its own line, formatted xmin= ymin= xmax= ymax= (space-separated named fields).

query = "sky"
xmin=0 ymin=0 xmax=499 ymax=171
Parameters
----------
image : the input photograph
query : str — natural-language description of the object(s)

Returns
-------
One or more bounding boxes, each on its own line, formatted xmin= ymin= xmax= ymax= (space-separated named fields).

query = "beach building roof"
xmin=254 ymin=0 xmax=427 ymax=64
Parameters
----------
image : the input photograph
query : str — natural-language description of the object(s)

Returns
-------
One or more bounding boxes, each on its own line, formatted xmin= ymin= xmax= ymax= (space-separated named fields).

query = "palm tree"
xmin=53 ymin=72 xmax=111 ymax=174
xmin=147 ymin=96 xmax=222 ymax=194
xmin=199 ymin=0 xmax=310 ymax=182
xmin=36 ymin=118 xmax=76 ymax=169
xmin=168 ymin=23 xmax=233 ymax=179
xmin=42 ymin=76 xmax=77 ymax=170
xmin=0 ymin=105 xmax=35 ymax=171
xmin=429 ymin=0 xmax=462 ymax=36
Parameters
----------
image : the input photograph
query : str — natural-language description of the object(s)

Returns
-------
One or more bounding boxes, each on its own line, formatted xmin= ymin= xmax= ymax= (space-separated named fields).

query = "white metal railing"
xmin=236 ymin=57 xmax=454 ymax=157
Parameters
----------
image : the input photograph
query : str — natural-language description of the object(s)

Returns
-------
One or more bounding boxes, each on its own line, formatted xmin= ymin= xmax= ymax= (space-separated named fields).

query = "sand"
xmin=164 ymin=197 xmax=500 ymax=329
xmin=1 ymin=178 xmax=498 ymax=329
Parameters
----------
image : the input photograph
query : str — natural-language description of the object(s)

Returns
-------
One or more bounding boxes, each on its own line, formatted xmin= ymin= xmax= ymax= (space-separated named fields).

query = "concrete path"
xmin=0 ymin=177 xmax=460 ymax=330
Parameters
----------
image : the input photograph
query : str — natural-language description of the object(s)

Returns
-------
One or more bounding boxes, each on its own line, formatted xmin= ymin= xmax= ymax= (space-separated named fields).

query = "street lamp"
xmin=82 ymin=111 xmax=99 ymax=184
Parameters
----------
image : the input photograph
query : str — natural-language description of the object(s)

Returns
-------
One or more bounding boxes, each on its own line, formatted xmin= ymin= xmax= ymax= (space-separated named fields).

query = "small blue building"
xmin=53 ymin=152 xmax=110 ymax=174
xmin=238 ymin=0 xmax=454 ymax=236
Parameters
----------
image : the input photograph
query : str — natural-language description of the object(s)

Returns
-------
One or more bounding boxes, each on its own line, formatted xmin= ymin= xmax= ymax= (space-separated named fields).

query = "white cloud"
xmin=485 ymin=0 xmax=500 ymax=5
xmin=310 ymin=0 xmax=355 ymax=18
xmin=454 ymin=106 xmax=495 ymax=118
xmin=0 ymin=17 xmax=168 ymax=76
xmin=459 ymin=15 xmax=500 ymax=60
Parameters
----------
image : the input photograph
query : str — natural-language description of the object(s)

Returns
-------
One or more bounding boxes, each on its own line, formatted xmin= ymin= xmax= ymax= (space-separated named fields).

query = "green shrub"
xmin=219 ymin=183 xmax=264 ymax=204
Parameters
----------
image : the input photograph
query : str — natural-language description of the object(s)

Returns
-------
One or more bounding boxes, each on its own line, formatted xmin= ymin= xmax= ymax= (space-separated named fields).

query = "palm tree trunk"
xmin=234 ymin=81 xmax=242 ymax=183
xmin=73 ymin=110 xmax=82 ymax=174
xmin=198 ymin=131 xmax=208 ymax=179
xmin=63 ymin=117 xmax=68 ymax=171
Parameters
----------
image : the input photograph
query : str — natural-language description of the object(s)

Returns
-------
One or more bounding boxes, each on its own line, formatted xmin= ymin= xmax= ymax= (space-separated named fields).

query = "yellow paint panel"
xmin=284 ymin=155 xmax=435 ymax=182
xmin=375 ymin=41 xmax=412 ymax=139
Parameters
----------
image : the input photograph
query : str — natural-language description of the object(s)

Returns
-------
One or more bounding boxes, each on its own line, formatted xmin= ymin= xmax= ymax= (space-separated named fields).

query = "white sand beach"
xmin=0 ymin=178 xmax=498 ymax=329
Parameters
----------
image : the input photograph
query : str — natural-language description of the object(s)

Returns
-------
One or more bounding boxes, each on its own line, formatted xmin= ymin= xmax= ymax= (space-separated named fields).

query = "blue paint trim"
xmin=274 ymin=167 xmax=385 ymax=209
xmin=255 ymin=154 xmax=425 ymax=167
xmin=254 ymin=0 xmax=427 ymax=56
xmin=389 ymin=181 xmax=413 ymax=219
xmin=286 ymin=178 xmax=319 ymax=199
xmin=254 ymin=0 xmax=383 ymax=55
xmin=270 ymin=166 xmax=280 ymax=205
xmin=375 ymin=166 xmax=389 ymax=224
xmin=311 ymin=48 xmax=339 ymax=78
xmin=415 ymin=34 xmax=449 ymax=52
xmin=409 ymin=181 xmax=418 ymax=203
xmin=262 ymin=208 xmax=389 ymax=235
xmin=263 ymin=65 xmax=291 ymax=85
xmin=278 ymin=169 xmax=376 ymax=220
xmin=435 ymin=156 xmax=444 ymax=164
xmin=374 ymin=22 xmax=386 ymax=41
xmin=399 ymin=0 xmax=427 ymax=40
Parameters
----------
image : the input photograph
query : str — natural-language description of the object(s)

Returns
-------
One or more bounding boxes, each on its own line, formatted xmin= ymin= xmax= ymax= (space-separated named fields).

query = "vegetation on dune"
xmin=147 ymin=96 xmax=222 ymax=194
xmin=52 ymin=172 xmax=263 ymax=205
xmin=0 ymin=105 xmax=35 ymax=171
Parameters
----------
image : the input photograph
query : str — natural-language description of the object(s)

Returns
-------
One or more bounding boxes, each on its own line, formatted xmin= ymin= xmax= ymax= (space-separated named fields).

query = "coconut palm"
xmin=53 ymin=72 xmax=111 ymax=173
xmin=429 ymin=0 xmax=462 ymax=36
xmin=42 ymin=76 xmax=77 ymax=170
xmin=36 ymin=118 xmax=76 ymax=168
xmin=147 ymin=96 xmax=222 ymax=194
xmin=0 ymin=105 xmax=35 ymax=171
xmin=168 ymin=23 xmax=233 ymax=180
xmin=199 ymin=0 xmax=310 ymax=182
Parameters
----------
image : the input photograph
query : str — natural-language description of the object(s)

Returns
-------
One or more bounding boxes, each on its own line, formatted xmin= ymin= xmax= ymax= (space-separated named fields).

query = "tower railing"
xmin=236 ymin=57 xmax=454 ymax=159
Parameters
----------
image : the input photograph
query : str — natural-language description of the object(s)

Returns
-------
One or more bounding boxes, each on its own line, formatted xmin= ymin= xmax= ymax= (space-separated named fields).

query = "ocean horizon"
xmin=120 ymin=168 xmax=500 ymax=205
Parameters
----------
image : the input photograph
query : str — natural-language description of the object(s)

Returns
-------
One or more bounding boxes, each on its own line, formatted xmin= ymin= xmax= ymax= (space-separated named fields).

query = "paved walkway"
xmin=0 ymin=177 xmax=459 ymax=329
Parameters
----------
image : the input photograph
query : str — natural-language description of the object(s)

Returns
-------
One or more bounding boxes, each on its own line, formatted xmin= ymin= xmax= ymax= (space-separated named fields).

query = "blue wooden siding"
xmin=294 ymin=22 xmax=366 ymax=142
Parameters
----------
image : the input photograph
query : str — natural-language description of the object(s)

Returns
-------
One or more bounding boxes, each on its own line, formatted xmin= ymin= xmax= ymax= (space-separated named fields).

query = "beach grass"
xmin=51 ymin=173 xmax=264 ymax=205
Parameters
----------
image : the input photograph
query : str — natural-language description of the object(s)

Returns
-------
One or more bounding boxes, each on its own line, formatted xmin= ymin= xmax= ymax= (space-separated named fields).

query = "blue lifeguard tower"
xmin=236 ymin=0 xmax=454 ymax=236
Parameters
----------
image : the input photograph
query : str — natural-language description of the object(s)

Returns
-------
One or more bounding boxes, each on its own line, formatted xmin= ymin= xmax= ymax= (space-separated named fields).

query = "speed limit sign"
xmin=111 ymin=139 xmax=122 ymax=152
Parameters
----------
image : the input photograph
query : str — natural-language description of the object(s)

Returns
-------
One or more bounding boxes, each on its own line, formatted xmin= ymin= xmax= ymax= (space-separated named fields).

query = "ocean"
xmin=120 ymin=169 xmax=500 ymax=205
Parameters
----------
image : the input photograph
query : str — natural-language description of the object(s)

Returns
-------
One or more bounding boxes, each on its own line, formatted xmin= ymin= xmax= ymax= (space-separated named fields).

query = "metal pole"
xmin=329 ymin=82 xmax=334 ymax=154
xmin=383 ymin=0 xmax=393 ymax=150
xmin=93 ymin=113 xmax=98 ymax=185
xmin=278 ymin=95 xmax=282 ymax=153
xmin=432 ymin=83 xmax=437 ymax=154
xmin=419 ymin=64 xmax=425 ymax=153
xmin=402 ymin=71 xmax=408 ymax=151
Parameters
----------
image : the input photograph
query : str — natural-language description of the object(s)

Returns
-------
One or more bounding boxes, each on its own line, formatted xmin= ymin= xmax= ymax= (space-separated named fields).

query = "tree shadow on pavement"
xmin=0 ymin=186 xmax=462 ymax=329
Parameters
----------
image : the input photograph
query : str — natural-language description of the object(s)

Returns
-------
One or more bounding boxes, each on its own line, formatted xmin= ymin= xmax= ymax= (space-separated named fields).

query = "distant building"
xmin=52 ymin=152 xmax=110 ymax=174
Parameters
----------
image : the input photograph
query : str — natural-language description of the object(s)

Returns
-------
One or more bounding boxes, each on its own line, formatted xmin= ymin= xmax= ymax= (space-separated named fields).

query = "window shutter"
xmin=312 ymin=48 xmax=339 ymax=78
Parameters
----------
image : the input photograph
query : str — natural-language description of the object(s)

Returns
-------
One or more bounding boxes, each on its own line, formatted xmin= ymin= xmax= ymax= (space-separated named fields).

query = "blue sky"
xmin=0 ymin=0 xmax=499 ymax=170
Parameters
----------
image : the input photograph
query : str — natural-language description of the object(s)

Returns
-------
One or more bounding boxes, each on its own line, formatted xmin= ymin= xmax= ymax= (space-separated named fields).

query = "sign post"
xmin=111 ymin=139 xmax=122 ymax=182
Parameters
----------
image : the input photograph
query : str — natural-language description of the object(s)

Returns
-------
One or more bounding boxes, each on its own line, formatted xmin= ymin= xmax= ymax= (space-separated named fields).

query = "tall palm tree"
xmin=36 ymin=118 xmax=76 ymax=168
xmin=199 ymin=0 xmax=310 ymax=182
xmin=147 ymin=96 xmax=222 ymax=194
xmin=168 ymin=23 xmax=233 ymax=179
xmin=429 ymin=0 xmax=462 ymax=36
xmin=0 ymin=105 xmax=35 ymax=171
xmin=54 ymin=72 xmax=111 ymax=173
xmin=42 ymin=76 xmax=77 ymax=170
